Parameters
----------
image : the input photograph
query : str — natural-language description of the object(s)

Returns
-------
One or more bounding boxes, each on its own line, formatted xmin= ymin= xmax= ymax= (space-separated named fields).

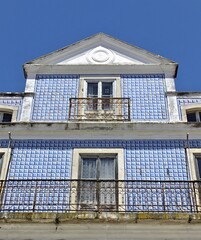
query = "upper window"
xmin=187 ymin=111 xmax=201 ymax=122
xmin=87 ymin=81 xmax=114 ymax=110
xmin=0 ymin=111 xmax=12 ymax=122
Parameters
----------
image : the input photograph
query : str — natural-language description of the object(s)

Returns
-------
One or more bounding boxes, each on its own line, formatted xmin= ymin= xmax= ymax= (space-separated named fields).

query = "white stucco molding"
xmin=0 ymin=105 xmax=18 ymax=122
xmin=187 ymin=148 xmax=201 ymax=180
xmin=23 ymin=64 xmax=177 ymax=78
xmin=0 ymin=122 xmax=201 ymax=140
xmin=167 ymin=96 xmax=180 ymax=122
xmin=165 ymin=78 xmax=176 ymax=92
xmin=25 ymin=73 xmax=36 ymax=93
xmin=20 ymin=96 xmax=34 ymax=122
xmin=181 ymin=104 xmax=201 ymax=122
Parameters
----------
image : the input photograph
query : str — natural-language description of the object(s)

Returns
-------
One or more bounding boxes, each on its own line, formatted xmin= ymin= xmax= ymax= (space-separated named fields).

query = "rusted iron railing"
xmin=0 ymin=180 xmax=200 ymax=213
xmin=68 ymin=98 xmax=130 ymax=121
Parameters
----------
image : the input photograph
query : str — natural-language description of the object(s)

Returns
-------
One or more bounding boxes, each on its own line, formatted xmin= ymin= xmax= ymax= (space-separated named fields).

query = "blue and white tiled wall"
xmin=177 ymin=97 xmax=201 ymax=120
xmin=0 ymin=139 xmax=199 ymax=181
xmin=0 ymin=97 xmax=22 ymax=121
xmin=32 ymin=75 xmax=79 ymax=121
xmin=121 ymin=75 xmax=168 ymax=121
xmin=0 ymin=139 xmax=198 ymax=181
xmin=31 ymin=74 xmax=169 ymax=122
xmin=1 ymin=139 xmax=201 ymax=212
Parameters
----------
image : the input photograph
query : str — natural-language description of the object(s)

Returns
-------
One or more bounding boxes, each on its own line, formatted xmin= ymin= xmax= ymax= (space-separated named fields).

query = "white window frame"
xmin=0 ymin=105 xmax=18 ymax=123
xmin=70 ymin=148 xmax=124 ymax=211
xmin=181 ymin=104 xmax=201 ymax=122
xmin=187 ymin=148 xmax=201 ymax=211
xmin=0 ymin=148 xmax=11 ymax=180
xmin=187 ymin=148 xmax=201 ymax=180
xmin=79 ymin=76 xmax=121 ymax=98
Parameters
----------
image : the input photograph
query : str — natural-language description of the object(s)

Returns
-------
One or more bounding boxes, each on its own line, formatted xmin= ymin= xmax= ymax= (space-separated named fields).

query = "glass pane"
xmin=0 ymin=153 xmax=4 ymax=173
xmin=80 ymin=158 xmax=97 ymax=209
xmin=102 ymin=82 xmax=113 ymax=97
xmin=87 ymin=83 xmax=98 ymax=97
xmin=197 ymin=158 xmax=201 ymax=179
xmin=2 ymin=113 xmax=12 ymax=122
xmin=100 ymin=158 xmax=115 ymax=179
xmin=187 ymin=112 xmax=196 ymax=122
xmin=199 ymin=112 xmax=201 ymax=122
xmin=82 ymin=158 xmax=97 ymax=179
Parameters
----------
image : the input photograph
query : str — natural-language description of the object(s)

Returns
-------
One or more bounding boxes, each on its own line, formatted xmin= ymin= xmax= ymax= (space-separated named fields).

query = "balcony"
xmin=0 ymin=180 xmax=200 ymax=213
xmin=69 ymin=98 xmax=130 ymax=121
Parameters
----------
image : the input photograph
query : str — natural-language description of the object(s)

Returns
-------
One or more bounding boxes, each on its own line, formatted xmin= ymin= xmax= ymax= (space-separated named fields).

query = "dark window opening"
xmin=196 ymin=157 xmax=201 ymax=179
xmin=0 ymin=112 xmax=12 ymax=123
xmin=187 ymin=111 xmax=201 ymax=122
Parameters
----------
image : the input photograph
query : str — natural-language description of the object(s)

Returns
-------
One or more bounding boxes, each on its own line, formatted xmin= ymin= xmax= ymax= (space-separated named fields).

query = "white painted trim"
xmin=24 ymin=64 xmax=177 ymax=78
xmin=165 ymin=78 xmax=176 ymax=92
xmin=25 ymin=74 xmax=36 ymax=93
xmin=187 ymin=148 xmax=201 ymax=180
xmin=0 ymin=148 xmax=11 ymax=180
xmin=0 ymin=122 xmax=201 ymax=140
xmin=20 ymin=96 xmax=34 ymax=122
xmin=167 ymin=96 xmax=180 ymax=122
xmin=187 ymin=148 xmax=201 ymax=211
xmin=0 ymin=105 xmax=18 ymax=122
xmin=181 ymin=104 xmax=201 ymax=122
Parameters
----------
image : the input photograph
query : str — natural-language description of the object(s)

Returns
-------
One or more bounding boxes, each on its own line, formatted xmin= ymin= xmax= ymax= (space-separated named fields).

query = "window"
xmin=86 ymin=80 xmax=114 ymax=110
xmin=0 ymin=153 xmax=4 ymax=174
xmin=181 ymin=104 xmax=201 ymax=122
xmin=195 ymin=156 xmax=201 ymax=179
xmin=79 ymin=155 xmax=117 ymax=210
xmin=0 ymin=148 xmax=11 ymax=180
xmin=71 ymin=148 xmax=124 ymax=211
xmin=187 ymin=111 xmax=201 ymax=122
xmin=0 ymin=105 xmax=18 ymax=123
xmin=0 ymin=112 xmax=12 ymax=122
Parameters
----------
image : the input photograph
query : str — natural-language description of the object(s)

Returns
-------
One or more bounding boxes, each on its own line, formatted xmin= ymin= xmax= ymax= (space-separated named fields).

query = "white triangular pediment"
xmin=57 ymin=46 xmax=144 ymax=65
xmin=26 ymin=33 xmax=176 ymax=66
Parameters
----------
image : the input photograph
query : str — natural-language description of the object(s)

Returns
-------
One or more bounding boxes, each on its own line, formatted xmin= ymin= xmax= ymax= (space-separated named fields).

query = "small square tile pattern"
xmin=0 ymin=139 xmax=200 ymax=212
xmin=121 ymin=75 xmax=168 ymax=121
xmin=177 ymin=97 xmax=201 ymax=120
xmin=32 ymin=75 xmax=79 ymax=121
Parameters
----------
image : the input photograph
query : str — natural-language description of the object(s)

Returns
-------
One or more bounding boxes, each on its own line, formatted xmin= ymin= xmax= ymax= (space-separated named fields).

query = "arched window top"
xmin=181 ymin=104 xmax=201 ymax=122
xmin=186 ymin=110 xmax=201 ymax=122
xmin=0 ymin=105 xmax=18 ymax=123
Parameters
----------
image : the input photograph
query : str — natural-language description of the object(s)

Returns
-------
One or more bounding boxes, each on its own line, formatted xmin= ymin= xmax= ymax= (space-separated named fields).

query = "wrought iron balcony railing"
xmin=68 ymin=98 xmax=130 ymax=121
xmin=0 ymin=180 xmax=201 ymax=213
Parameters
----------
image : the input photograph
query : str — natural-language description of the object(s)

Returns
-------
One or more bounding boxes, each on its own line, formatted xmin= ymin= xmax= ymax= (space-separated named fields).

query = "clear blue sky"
xmin=0 ymin=0 xmax=201 ymax=92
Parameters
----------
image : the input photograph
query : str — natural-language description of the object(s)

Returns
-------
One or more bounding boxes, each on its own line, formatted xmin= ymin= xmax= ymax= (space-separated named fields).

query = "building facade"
xmin=0 ymin=33 xmax=201 ymax=213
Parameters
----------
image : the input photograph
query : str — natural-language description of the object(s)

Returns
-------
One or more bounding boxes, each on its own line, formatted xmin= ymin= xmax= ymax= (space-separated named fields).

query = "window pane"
xmin=2 ymin=113 xmax=12 ymax=122
xmin=100 ymin=158 xmax=115 ymax=179
xmin=197 ymin=158 xmax=201 ymax=179
xmin=187 ymin=112 xmax=196 ymax=122
xmin=0 ymin=153 xmax=4 ymax=173
xmin=199 ymin=112 xmax=201 ymax=122
xmin=82 ymin=158 xmax=97 ymax=179
xmin=87 ymin=83 xmax=98 ymax=97
xmin=102 ymin=82 xmax=113 ymax=97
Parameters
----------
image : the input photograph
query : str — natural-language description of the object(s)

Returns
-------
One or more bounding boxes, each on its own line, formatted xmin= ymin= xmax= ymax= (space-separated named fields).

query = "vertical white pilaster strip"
xmin=20 ymin=74 xmax=36 ymax=122
xmin=165 ymin=78 xmax=180 ymax=122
